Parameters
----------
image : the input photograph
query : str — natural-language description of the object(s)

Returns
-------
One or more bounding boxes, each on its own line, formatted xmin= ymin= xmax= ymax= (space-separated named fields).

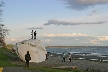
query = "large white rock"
xmin=14 ymin=39 xmax=47 ymax=63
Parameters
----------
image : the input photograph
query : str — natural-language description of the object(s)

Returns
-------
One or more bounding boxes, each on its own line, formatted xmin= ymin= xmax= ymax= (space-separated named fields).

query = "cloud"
xmin=42 ymin=33 xmax=88 ymax=37
xmin=92 ymin=10 xmax=97 ymax=14
xmin=88 ymin=10 xmax=98 ymax=16
xmin=97 ymin=36 xmax=108 ymax=41
xmin=59 ymin=0 xmax=108 ymax=10
xmin=5 ymin=33 xmax=108 ymax=46
xmin=44 ymin=19 xmax=106 ymax=26
xmin=5 ymin=36 xmax=30 ymax=44
xmin=81 ymin=40 xmax=101 ymax=44
xmin=41 ymin=34 xmax=108 ymax=46
xmin=41 ymin=35 xmax=104 ymax=46
xmin=27 ymin=27 xmax=44 ymax=30
xmin=75 ymin=39 xmax=79 ymax=40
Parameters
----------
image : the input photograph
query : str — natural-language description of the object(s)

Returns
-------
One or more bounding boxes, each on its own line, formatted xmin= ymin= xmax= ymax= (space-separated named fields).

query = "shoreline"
xmin=6 ymin=52 xmax=108 ymax=72
xmin=29 ymin=55 xmax=108 ymax=72
xmin=46 ymin=46 xmax=108 ymax=48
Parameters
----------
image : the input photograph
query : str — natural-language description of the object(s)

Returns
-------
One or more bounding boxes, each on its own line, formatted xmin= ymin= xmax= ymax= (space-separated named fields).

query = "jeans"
xmin=62 ymin=57 xmax=65 ymax=62
xmin=25 ymin=60 xmax=29 ymax=67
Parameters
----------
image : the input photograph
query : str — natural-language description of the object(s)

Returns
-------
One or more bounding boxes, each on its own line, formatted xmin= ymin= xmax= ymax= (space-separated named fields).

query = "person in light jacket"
xmin=68 ymin=53 xmax=72 ymax=62
xmin=62 ymin=53 xmax=66 ymax=62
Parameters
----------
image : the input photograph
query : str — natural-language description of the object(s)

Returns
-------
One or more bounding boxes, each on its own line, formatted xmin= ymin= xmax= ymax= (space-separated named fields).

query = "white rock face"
xmin=14 ymin=39 xmax=47 ymax=63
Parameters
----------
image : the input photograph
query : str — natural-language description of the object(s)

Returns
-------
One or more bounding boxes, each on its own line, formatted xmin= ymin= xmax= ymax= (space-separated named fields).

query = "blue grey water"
xmin=46 ymin=47 xmax=108 ymax=55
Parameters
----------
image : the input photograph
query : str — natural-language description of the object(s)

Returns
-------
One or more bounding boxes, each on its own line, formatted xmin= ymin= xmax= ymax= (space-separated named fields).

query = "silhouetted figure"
xmin=62 ymin=53 xmax=66 ymax=62
xmin=25 ymin=51 xmax=31 ymax=67
xmin=45 ymin=54 xmax=48 ymax=60
xmin=68 ymin=53 xmax=72 ymax=62
xmin=34 ymin=31 xmax=37 ymax=39
xmin=31 ymin=30 xmax=33 ymax=39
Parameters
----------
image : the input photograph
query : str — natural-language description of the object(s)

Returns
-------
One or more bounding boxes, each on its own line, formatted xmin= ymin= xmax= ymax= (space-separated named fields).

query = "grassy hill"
xmin=0 ymin=47 xmax=19 ymax=67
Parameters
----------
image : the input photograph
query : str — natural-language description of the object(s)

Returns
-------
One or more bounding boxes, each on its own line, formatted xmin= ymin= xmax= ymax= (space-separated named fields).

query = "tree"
xmin=0 ymin=1 xmax=9 ymax=47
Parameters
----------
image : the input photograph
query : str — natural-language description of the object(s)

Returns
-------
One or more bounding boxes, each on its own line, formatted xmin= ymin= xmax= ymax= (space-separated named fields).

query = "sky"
xmin=1 ymin=0 xmax=108 ymax=46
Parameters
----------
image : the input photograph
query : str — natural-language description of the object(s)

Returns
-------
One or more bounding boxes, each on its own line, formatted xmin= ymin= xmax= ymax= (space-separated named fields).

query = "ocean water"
xmin=46 ymin=47 xmax=108 ymax=55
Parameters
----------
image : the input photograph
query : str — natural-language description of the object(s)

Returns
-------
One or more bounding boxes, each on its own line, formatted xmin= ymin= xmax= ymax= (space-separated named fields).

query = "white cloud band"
xmin=27 ymin=27 xmax=44 ymax=30
xmin=5 ymin=33 xmax=108 ymax=46
xmin=43 ymin=33 xmax=88 ymax=37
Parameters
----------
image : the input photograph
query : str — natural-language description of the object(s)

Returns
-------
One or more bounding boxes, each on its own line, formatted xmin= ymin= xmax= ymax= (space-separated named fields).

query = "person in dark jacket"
xmin=25 ymin=51 xmax=31 ymax=67
xmin=34 ymin=31 xmax=37 ymax=39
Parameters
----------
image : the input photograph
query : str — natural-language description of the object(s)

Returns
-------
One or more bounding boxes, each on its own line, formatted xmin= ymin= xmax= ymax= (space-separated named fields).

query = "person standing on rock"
xmin=25 ymin=51 xmax=31 ymax=67
xmin=62 ymin=53 xmax=66 ymax=62
xmin=34 ymin=31 xmax=37 ymax=39
xmin=31 ymin=30 xmax=34 ymax=39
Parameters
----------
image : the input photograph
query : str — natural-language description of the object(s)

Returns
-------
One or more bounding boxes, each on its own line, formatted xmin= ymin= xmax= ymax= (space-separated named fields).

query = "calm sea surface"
xmin=46 ymin=47 xmax=108 ymax=55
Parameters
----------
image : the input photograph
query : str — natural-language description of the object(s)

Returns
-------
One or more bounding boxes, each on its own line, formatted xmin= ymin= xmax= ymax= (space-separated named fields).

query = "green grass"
xmin=0 ymin=47 xmax=17 ymax=56
xmin=0 ymin=47 xmax=19 ymax=67
xmin=25 ymin=67 xmax=86 ymax=72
